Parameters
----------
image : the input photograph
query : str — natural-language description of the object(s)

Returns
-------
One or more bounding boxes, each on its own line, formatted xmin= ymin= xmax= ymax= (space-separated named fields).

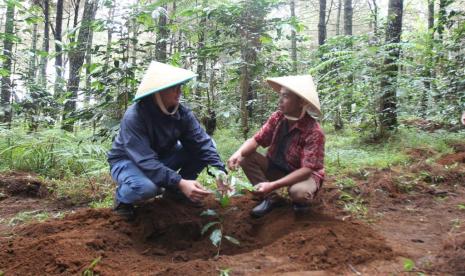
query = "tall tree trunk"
xmin=336 ymin=0 xmax=342 ymax=35
xmin=343 ymin=0 xmax=352 ymax=35
xmin=290 ymin=0 xmax=297 ymax=72
xmin=169 ymin=0 xmax=176 ymax=55
xmin=195 ymin=3 xmax=207 ymax=99
xmin=318 ymin=0 xmax=327 ymax=45
xmin=239 ymin=0 xmax=266 ymax=138
xmin=367 ymin=0 xmax=378 ymax=35
xmin=0 ymin=0 xmax=15 ymax=124
xmin=84 ymin=3 xmax=97 ymax=107
xmin=28 ymin=23 xmax=38 ymax=82
xmin=103 ymin=3 xmax=115 ymax=73
xmin=421 ymin=0 xmax=435 ymax=117
xmin=378 ymin=0 xmax=403 ymax=135
xmin=39 ymin=0 xmax=50 ymax=87
xmin=155 ymin=5 xmax=168 ymax=63
xmin=54 ymin=0 xmax=64 ymax=98
xmin=62 ymin=0 xmax=98 ymax=131
xmin=437 ymin=0 xmax=447 ymax=42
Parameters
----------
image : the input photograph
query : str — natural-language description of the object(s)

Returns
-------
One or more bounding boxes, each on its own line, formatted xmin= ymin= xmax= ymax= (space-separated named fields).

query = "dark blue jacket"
xmin=107 ymin=97 xmax=225 ymax=189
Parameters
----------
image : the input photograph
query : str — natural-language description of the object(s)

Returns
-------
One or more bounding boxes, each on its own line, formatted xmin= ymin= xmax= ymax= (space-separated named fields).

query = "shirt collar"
xmin=280 ymin=111 xmax=313 ymax=132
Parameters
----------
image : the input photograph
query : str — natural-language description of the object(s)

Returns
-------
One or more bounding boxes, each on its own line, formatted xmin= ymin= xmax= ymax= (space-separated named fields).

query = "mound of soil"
xmin=0 ymin=196 xmax=393 ymax=275
xmin=434 ymin=226 xmax=465 ymax=275
xmin=0 ymin=172 xmax=48 ymax=198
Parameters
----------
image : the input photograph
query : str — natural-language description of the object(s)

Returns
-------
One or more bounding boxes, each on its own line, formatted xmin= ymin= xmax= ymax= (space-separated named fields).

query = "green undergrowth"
xmin=324 ymin=126 xmax=464 ymax=176
xmin=0 ymin=127 xmax=110 ymax=179
xmin=8 ymin=210 xmax=65 ymax=226
xmin=0 ymin=125 xmax=463 ymax=210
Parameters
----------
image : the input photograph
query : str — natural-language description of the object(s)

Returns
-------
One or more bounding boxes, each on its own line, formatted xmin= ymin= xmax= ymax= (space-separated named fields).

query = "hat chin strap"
xmin=284 ymin=104 xmax=310 ymax=121
xmin=155 ymin=93 xmax=179 ymax=116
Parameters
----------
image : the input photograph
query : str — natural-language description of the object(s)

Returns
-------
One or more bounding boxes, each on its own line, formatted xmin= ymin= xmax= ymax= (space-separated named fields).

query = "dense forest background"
xmin=0 ymin=0 xmax=463 ymax=139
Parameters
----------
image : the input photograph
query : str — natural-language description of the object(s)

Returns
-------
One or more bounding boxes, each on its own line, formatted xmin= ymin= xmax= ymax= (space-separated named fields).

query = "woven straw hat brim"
xmin=134 ymin=61 xmax=197 ymax=101
xmin=266 ymin=75 xmax=321 ymax=116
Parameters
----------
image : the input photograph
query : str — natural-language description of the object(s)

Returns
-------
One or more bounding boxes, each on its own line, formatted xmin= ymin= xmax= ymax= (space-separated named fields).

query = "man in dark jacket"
xmin=108 ymin=61 xmax=225 ymax=220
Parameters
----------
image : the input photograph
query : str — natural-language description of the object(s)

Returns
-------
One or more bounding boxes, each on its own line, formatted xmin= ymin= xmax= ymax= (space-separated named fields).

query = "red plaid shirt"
xmin=253 ymin=111 xmax=325 ymax=182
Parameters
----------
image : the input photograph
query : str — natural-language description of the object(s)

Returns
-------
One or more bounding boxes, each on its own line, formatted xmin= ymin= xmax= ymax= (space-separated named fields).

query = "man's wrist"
xmin=270 ymin=181 xmax=280 ymax=191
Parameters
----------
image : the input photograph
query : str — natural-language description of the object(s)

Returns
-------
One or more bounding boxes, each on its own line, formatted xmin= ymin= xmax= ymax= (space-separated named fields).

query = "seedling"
xmin=82 ymin=256 xmax=102 ymax=276
xmin=200 ymin=167 xmax=255 ymax=256
xmin=403 ymin=258 xmax=415 ymax=272
xmin=218 ymin=268 xmax=232 ymax=276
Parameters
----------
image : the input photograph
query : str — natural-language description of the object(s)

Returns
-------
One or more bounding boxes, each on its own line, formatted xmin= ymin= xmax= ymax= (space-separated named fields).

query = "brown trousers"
xmin=240 ymin=152 xmax=319 ymax=204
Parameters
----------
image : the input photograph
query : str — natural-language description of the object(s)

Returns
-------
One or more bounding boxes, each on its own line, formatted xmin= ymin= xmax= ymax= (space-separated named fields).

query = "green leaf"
xmin=224 ymin=235 xmax=240 ymax=245
xmin=0 ymin=69 xmax=10 ymax=77
xmin=201 ymin=221 xmax=219 ymax=235
xmin=403 ymin=258 xmax=415 ymax=272
xmin=219 ymin=196 xmax=230 ymax=208
xmin=210 ymin=229 xmax=222 ymax=247
xmin=260 ymin=35 xmax=272 ymax=44
xmin=457 ymin=204 xmax=465 ymax=210
xmin=218 ymin=268 xmax=231 ymax=276
xmin=200 ymin=209 xmax=217 ymax=217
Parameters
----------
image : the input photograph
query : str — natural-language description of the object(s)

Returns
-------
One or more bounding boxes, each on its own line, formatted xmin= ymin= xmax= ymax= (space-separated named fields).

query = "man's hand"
xmin=178 ymin=179 xmax=211 ymax=202
xmin=252 ymin=182 xmax=276 ymax=196
xmin=227 ymin=151 xmax=244 ymax=171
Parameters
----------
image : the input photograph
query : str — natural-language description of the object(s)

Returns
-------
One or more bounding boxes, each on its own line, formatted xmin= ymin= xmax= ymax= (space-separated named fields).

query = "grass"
xmin=8 ymin=210 xmax=64 ymax=226
xmin=324 ymin=125 xmax=464 ymax=176
xmin=0 ymin=127 xmax=109 ymax=179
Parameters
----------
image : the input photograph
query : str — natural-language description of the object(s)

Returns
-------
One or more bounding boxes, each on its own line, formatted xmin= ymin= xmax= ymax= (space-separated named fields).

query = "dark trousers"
xmin=110 ymin=142 xmax=206 ymax=204
xmin=240 ymin=152 xmax=319 ymax=204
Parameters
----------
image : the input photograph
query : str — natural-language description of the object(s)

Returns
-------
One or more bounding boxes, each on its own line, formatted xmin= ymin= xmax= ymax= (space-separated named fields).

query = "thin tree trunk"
xmin=344 ymin=0 xmax=352 ymax=35
xmin=437 ymin=0 xmax=447 ymax=42
xmin=239 ymin=0 xmax=265 ymax=138
xmin=62 ymin=0 xmax=98 ymax=131
xmin=29 ymin=22 xmax=38 ymax=83
xmin=367 ymin=0 xmax=378 ymax=35
xmin=195 ymin=6 xmax=207 ymax=99
xmin=336 ymin=0 xmax=342 ymax=35
xmin=84 ymin=2 xmax=97 ymax=107
xmin=54 ymin=0 xmax=64 ymax=98
xmin=103 ymin=4 xmax=114 ymax=73
xmin=39 ymin=0 xmax=50 ymax=87
xmin=318 ymin=0 xmax=327 ymax=45
xmin=0 ymin=0 xmax=15 ymax=124
xmin=155 ymin=4 xmax=168 ymax=63
xmin=169 ymin=0 xmax=176 ymax=55
xmin=378 ymin=0 xmax=403 ymax=135
xmin=421 ymin=0 xmax=435 ymax=117
xmin=290 ymin=0 xmax=297 ymax=72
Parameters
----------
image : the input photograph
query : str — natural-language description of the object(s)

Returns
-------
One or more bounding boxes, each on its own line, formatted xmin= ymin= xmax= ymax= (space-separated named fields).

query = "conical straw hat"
xmin=134 ymin=61 xmax=197 ymax=101
xmin=266 ymin=75 xmax=321 ymax=116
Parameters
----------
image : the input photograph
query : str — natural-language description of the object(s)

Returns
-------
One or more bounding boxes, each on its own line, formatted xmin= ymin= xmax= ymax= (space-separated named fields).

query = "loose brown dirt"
xmin=0 ymin=143 xmax=464 ymax=275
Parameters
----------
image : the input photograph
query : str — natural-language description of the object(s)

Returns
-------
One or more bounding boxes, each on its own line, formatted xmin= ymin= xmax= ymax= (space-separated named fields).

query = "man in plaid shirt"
xmin=228 ymin=75 xmax=325 ymax=218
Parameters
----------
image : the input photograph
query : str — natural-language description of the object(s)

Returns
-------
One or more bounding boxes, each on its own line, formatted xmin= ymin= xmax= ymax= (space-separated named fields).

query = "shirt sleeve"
xmin=180 ymin=110 xmax=226 ymax=172
xmin=120 ymin=112 xmax=182 ymax=189
xmin=300 ymin=127 xmax=325 ymax=172
xmin=253 ymin=112 xmax=281 ymax=148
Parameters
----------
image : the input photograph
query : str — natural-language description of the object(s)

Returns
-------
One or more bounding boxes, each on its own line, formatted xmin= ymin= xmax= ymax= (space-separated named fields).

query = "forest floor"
xmin=0 ymin=143 xmax=464 ymax=275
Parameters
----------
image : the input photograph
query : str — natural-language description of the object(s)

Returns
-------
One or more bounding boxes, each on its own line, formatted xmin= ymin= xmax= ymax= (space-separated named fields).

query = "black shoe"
xmin=292 ymin=202 xmax=310 ymax=213
xmin=113 ymin=201 xmax=135 ymax=221
xmin=250 ymin=198 xmax=282 ymax=218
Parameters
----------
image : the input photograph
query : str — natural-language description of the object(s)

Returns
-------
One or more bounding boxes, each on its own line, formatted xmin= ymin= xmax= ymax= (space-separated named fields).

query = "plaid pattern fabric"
xmin=253 ymin=111 xmax=325 ymax=182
